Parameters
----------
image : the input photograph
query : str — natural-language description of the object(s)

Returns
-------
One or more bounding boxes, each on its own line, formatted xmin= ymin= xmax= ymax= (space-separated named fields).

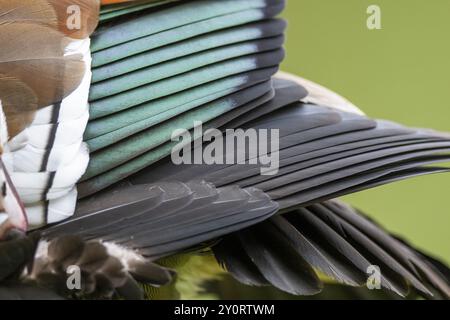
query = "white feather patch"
xmin=3 ymin=141 xmax=83 ymax=172
xmin=11 ymin=143 xmax=89 ymax=203
xmin=0 ymin=214 xmax=8 ymax=226
xmin=7 ymin=113 xmax=89 ymax=151
xmin=26 ymin=188 xmax=78 ymax=228
xmin=103 ymin=242 xmax=145 ymax=271
xmin=0 ymin=100 xmax=8 ymax=149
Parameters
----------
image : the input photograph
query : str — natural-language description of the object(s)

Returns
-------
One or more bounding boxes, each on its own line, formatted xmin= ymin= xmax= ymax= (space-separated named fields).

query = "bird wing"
xmin=73 ymin=0 xmax=287 ymax=197
xmin=214 ymin=200 xmax=450 ymax=298
xmin=43 ymin=181 xmax=278 ymax=260
xmin=127 ymin=77 xmax=450 ymax=210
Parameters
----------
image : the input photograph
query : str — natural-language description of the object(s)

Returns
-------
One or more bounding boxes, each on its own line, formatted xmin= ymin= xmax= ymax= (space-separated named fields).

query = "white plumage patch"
xmin=0 ymin=100 xmax=8 ymax=149
xmin=103 ymin=241 xmax=146 ymax=271
xmin=3 ymin=39 xmax=92 ymax=229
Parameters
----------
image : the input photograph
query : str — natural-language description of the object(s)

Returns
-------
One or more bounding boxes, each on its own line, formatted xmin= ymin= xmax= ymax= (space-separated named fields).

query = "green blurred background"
xmin=282 ymin=0 xmax=450 ymax=263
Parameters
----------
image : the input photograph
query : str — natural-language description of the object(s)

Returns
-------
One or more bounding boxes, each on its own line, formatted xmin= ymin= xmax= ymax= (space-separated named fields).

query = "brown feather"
xmin=0 ymin=1 xmax=98 ymax=141
xmin=0 ymin=23 xmax=86 ymax=106
xmin=0 ymin=0 xmax=57 ymax=27
xmin=0 ymin=0 xmax=99 ymax=39
xmin=46 ymin=0 xmax=100 ymax=39
xmin=0 ymin=75 xmax=37 ymax=137
xmin=0 ymin=23 xmax=85 ymax=141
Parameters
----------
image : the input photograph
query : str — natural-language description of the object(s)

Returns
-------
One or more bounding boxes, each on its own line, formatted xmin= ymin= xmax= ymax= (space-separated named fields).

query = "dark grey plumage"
xmin=44 ymin=181 xmax=279 ymax=260
xmin=0 ymin=232 xmax=39 ymax=284
xmin=214 ymin=200 xmax=450 ymax=299
xmin=130 ymin=79 xmax=450 ymax=212
xmin=0 ymin=284 xmax=64 ymax=300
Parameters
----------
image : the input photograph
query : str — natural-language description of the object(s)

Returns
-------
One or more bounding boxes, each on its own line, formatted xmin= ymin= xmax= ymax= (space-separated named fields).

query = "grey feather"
xmin=45 ymin=181 xmax=278 ymax=260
